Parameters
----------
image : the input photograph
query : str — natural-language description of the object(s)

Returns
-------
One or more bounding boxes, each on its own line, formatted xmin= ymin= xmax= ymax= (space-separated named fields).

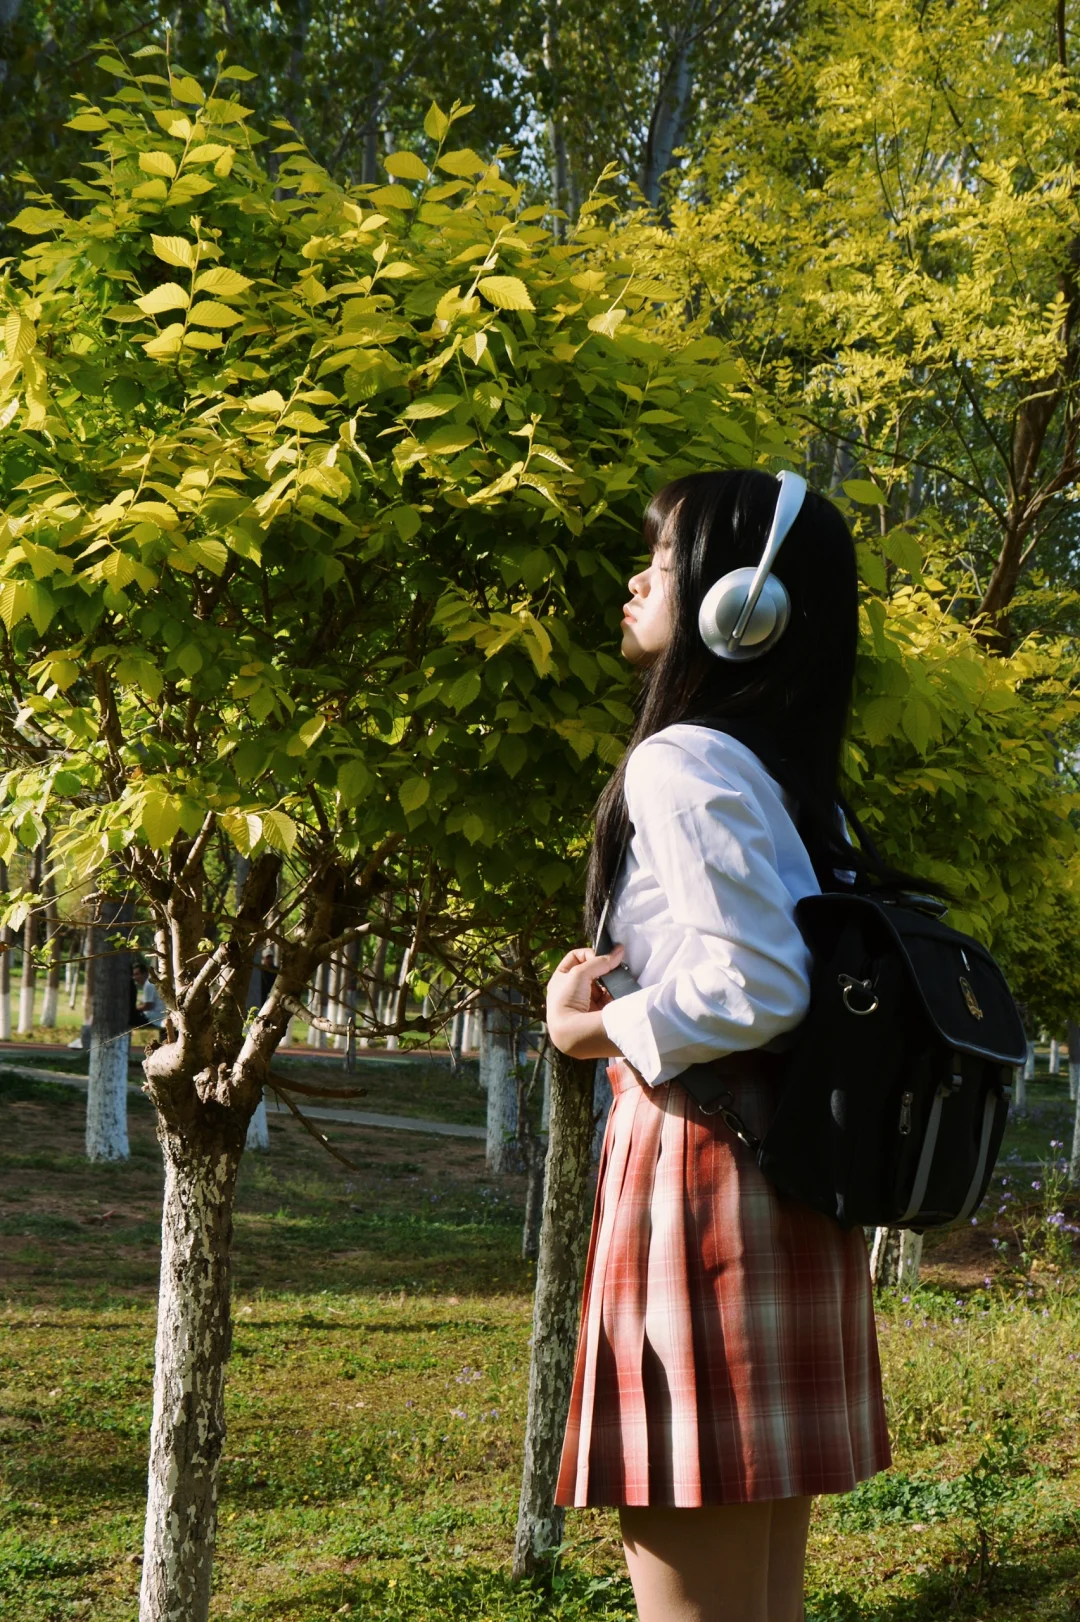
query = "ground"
xmin=3 ymin=1054 xmax=1080 ymax=1620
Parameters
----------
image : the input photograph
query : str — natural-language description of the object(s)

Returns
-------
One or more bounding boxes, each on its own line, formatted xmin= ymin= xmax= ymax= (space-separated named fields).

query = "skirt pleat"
xmin=556 ymin=1060 xmax=891 ymax=1508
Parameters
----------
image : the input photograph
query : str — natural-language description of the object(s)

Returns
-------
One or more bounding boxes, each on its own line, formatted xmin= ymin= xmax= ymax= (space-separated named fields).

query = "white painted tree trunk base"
xmin=869 ymin=1225 xmax=924 ymax=1289
xmin=140 ymin=1131 xmax=240 ymax=1621
xmin=245 ymin=1096 xmax=269 ymax=1152
xmin=1024 ymin=1040 xmax=1036 ymax=1081
xmin=1050 ymin=1038 xmax=1061 ymax=1076
xmin=86 ymin=1030 xmax=130 ymax=1162
xmin=0 ymin=989 xmax=11 ymax=1040
xmin=1014 ymin=1064 xmax=1027 ymax=1113
xmin=40 ymin=985 xmax=58 ymax=1028
xmin=17 ymin=983 xmax=35 ymax=1033
xmin=1069 ymin=1062 xmax=1080 ymax=1104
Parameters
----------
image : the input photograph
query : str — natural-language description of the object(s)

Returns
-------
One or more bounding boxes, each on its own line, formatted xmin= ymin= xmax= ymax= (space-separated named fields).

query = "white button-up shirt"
xmin=599 ymin=724 xmax=819 ymax=1086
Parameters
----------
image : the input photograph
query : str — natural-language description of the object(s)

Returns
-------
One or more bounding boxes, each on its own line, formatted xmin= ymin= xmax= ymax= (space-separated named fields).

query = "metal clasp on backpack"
xmin=838 ymin=973 xmax=879 ymax=1016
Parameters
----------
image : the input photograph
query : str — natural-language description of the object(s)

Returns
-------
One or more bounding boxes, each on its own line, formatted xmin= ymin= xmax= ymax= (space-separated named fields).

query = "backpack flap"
xmin=872 ymin=905 xmax=1026 ymax=1067
xmin=796 ymin=893 xmax=1026 ymax=1066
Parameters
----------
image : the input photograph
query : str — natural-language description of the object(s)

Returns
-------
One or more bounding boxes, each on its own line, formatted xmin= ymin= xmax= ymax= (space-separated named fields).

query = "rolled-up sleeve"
xmin=600 ymin=737 xmax=811 ymax=1085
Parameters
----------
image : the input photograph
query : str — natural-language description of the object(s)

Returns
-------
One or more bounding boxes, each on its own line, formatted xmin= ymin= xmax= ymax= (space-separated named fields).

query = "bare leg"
xmin=619 ymin=1499 xmax=812 ymax=1622
xmin=767 ymin=1497 xmax=813 ymax=1622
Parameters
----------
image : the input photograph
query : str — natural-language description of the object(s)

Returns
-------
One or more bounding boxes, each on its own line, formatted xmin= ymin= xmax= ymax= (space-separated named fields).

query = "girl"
xmin=545 ymin=470 xmax=891 ymax=1622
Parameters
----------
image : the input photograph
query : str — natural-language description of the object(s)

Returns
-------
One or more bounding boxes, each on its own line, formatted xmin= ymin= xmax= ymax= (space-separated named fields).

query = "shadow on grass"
xmin=241 ymin=1562 xmax=638 ymax=1621
xmin=807 ymin=1529 xmax=1080 ymax=1620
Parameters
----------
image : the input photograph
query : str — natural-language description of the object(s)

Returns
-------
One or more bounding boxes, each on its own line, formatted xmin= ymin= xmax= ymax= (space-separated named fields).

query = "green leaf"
xmin=170 ymin=74 xmax=206 ymax=105
xmin=65 ymin=112 xmax=111 ymax=131
xmin=462 ymin=812 xmax=485 ymax=844
xmin=437 ymin=148 xmax=486 ymax=178
xmin=389 ymin=505 xmax=422 ymax=540
xmin=152 ymin=235 xmax=196 ymax=270
xmin=139 ymin=150 xmax=177 ymax=179
xmin=193 ymin=266 xmax=253 ymax=297
xmin=402 ymin=396 xmax=459 ymax=420
xmin=135 ymin=283 xmax=189 ymax=315
xmin=188 ymin=300 xmax=245 ymax=327
xmin=447 ymin=670 xmax=482 ymax=711
xmin=424 ymin=101 xmax=451 ymax=140
xmin=478 ymin=276 xmax=534 ymax=312
xmin=843 ymin=479 xmax=888 ymax=506
xmin=399 ymin=776 xmax=431 ymax=814
xmin=286 ymin=714 xmax=327 ymax=755
xmin=142 ymin=791 xmax=182 ymax=850
xmin=9 ymin=207 xmax=66 ymax=234
xmin=369 ymin=184 xmax=416 ymax=211
xmin=337 ymin=758 xmax=374 ymax=804
xmin=384 ymin=151 xmax=429 ymax=181
xmin=498 ymin=733 xmax=528 ymax=778
xmin=260 ymin=809 xmax=297 ymax=853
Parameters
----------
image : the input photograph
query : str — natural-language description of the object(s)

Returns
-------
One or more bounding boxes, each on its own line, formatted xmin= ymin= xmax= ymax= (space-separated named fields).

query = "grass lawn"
xmin=3 ymin=1065 xmax=1080 ymax=1619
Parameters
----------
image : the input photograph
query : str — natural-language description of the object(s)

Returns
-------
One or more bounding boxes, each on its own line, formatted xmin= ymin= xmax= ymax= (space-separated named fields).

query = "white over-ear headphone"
xmin=696 ymin=470 xmax=808 ymax=662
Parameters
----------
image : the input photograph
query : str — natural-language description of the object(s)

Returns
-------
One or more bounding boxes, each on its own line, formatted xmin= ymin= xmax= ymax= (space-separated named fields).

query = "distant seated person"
xmin=131 ymin=962 xmax=166 ymax=1034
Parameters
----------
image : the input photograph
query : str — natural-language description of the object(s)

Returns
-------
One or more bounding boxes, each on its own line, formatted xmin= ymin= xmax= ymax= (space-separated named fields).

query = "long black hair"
xmin=585 ymin=469 xmax=901 ymax=937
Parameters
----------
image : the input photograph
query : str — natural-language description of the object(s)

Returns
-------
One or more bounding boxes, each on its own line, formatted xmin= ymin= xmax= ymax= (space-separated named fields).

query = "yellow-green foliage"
xmin=0 ymin=48 xmax=779 ymax=937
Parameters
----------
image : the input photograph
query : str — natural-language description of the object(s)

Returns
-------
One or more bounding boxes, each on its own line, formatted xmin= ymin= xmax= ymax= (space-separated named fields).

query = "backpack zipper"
xmin=899 ymin=1091 xmax=914 ymax=1135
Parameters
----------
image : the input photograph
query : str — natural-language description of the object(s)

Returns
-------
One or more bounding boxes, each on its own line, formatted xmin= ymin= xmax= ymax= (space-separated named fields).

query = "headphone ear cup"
xmin=698 ymin=569 xmax=791 ymax=661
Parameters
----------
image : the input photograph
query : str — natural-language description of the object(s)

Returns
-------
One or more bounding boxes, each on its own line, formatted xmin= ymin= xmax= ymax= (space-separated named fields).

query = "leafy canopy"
xmin=0 ymin=45 xmax=774 ymax=946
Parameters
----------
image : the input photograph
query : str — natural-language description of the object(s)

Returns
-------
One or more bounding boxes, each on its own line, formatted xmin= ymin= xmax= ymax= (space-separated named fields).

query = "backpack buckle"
xmin=839 ymin=973 xmax=879 ymax=1015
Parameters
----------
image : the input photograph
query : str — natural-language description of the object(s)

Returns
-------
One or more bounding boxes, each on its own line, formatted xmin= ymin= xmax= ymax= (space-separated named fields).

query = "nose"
xmin=627 ymin=566 xmax=649 ymax=596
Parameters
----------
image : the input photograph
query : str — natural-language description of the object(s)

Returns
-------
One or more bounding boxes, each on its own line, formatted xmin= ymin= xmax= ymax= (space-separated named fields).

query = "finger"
xmin=554 ymin=947 xmax=594 ymax=973
xmin=580 ymin=944 xmax=624 ymax=980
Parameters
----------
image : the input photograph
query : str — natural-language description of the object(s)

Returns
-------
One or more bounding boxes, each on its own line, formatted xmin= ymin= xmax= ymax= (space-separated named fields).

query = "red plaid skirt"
xmin=556 ymin=1060 xmax=891 ymax=1507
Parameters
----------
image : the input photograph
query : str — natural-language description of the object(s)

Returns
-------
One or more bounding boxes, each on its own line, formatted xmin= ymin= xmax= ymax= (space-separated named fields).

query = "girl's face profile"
xmin=621 ymin=543 xmax=674 ymax=665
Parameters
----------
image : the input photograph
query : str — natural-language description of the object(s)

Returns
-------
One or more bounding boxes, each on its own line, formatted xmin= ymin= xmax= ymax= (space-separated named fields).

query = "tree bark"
xmin=1069 ymin=1077 xmax=1080 ymax=1188
xmin=485 ymin=992 xmax=519 ymax=1173
xmin=86 ymin=900 xmax=132 ymax=1163
xmin=40 ymin=873 xmax=60 ymax=1028
xmin=139 ymin=1113 xmax=243 ymax=1622
xmin=0 ymin=858 xmax=11 ymax=1041
xmin=640 ymin=24 xmax=696 ymax=210
xmin=17 ymin=842 xmax=42 ymax=1033
xmin=245 ymin=1095 xmax=269 ymax=1151
xmin=869 ymin=1226 xmax=922 ymax=1289
xmin=513 ymin=1050 xmax=596 ymax=1577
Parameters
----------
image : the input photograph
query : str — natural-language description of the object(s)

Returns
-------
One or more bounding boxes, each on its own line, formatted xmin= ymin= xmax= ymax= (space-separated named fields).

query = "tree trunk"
xmin=640 ymin=29 xmax=695 ymax=209
xmin=82 ymin=923 xmax=95 ymax=1022
xmin=86 ymin=901 xmax=132 ymax=1163
xmin=0 ymin=858 xmax=10 ymax=1040
xmin=1050 ymin=1037 xmax=1061 ymax=1076
xmin=139 ymin=1116 xmax=243 ymax=1622
xmin=870 ymin=1226 xmax=922 ymax=1289
xmin=513 ymin=1050 xmax=596 ymax=1577
xmin=1069 ymin=1078 xmax=1080 ymax=1187
xmin=17 ymin=842 xmax=42 ymax=1033
xmin=245 ymin=1095 xmax=269 ymax=1151
xmin=869 ymin=1226 xmax=901 ymax=1286
xmin=485 ymin=994 xmax=519 ymax=1173
xmin=40 ymin=875 xmax=60 ymax=1028
xmin=591 ymin=1058 xmax=611 ymax=1162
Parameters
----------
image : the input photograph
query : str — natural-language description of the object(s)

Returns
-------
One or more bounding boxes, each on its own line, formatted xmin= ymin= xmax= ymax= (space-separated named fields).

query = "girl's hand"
xmin=545 ymin=945 xmax=626 ymax=1060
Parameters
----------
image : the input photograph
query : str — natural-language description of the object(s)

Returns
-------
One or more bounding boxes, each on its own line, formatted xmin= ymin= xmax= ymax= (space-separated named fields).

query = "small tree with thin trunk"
xmin=0 ymin=44 xmax=765 ymax=1619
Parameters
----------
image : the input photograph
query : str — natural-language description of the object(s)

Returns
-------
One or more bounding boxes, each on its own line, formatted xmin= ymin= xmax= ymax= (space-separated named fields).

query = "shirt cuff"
xmin=601 ymin=991 xmax=667 ymax=1086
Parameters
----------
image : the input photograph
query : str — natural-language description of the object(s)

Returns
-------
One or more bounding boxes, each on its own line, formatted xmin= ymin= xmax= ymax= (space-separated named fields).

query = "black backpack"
xmin=660 ymin=722 xmax=1028 ymax=1230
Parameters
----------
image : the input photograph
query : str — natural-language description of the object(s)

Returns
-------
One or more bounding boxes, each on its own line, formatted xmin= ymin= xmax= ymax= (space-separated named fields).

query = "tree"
xmin=637 ymin=0 xmax=1080 ymax=647
xmin=0 ymin=46 xmax=770 ymax=1617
